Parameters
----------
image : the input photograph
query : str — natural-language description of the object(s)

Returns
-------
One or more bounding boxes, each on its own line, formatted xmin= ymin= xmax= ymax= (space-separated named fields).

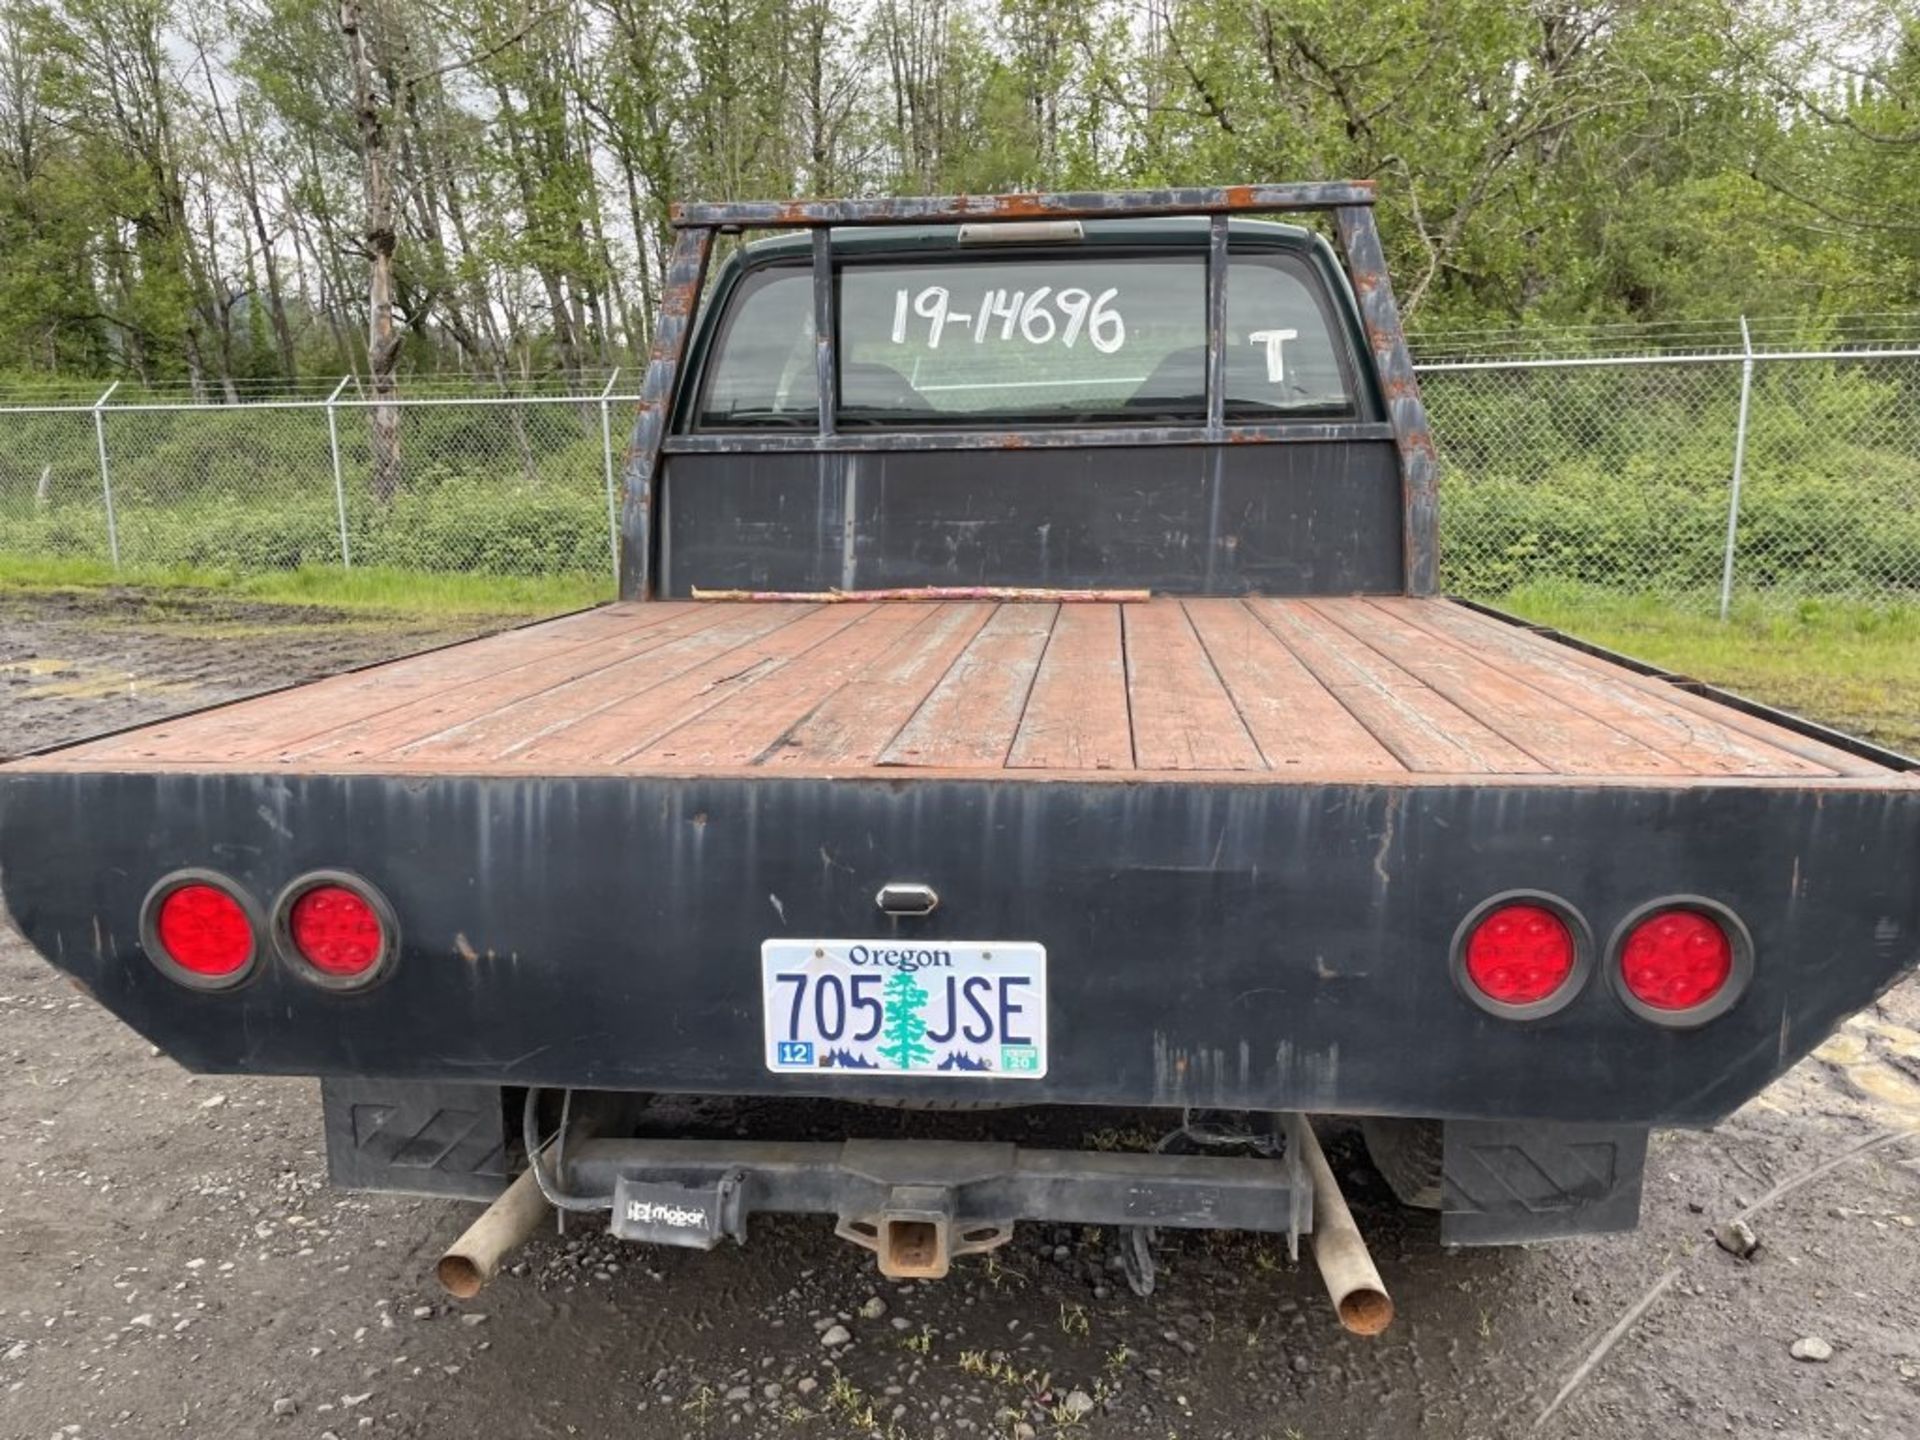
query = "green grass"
xmin=1495 ymin=582 xmax=1920 ymax=756
xmin=0 ymin=554 xmax=611 ymax=618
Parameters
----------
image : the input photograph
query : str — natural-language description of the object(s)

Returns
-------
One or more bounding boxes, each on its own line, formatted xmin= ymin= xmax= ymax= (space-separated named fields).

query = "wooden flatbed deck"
xmin=16 ymin=598 xmax=1907 ymax=784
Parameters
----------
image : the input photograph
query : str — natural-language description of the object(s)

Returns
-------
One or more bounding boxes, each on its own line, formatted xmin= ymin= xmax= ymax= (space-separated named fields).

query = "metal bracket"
xmin=611 ymin=1170 xmax=747 ymax=1250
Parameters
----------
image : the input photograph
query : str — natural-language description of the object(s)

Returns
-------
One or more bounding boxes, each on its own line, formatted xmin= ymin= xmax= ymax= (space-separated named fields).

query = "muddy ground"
xmin=2 ymin=586 xmax=1918 ymax=1440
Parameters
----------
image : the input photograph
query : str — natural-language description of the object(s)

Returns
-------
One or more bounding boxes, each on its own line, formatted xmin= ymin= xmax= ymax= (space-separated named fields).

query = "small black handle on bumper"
xmin=876 ymin=883 xmax=939 ymax=917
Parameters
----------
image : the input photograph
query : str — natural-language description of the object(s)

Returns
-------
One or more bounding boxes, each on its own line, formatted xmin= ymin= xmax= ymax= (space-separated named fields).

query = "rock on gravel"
xmin=859 ymin=1295 xmax=888 ymax=1320
xmin=1790 ymin=1336 xmax=1835 ymax=1363
xmin=819 ymin=1324 xmax=851 ymax=1348
xmin=1715 ymin=1218 xmax=1761 ymax=1259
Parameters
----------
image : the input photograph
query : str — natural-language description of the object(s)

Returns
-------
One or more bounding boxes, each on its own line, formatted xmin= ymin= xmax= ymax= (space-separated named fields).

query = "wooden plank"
xmin=1008 ymin=604 xmax=1134 ymax=771
xmin=764 ymin=603 xmax=996 ymax=767
xmin=285 ymin=605 xmax=810 ymax=764
xmin=515 ymin=605 xmax=883 ymax=765
xmin=1459 ymin=610 xmax=1892 ymax=779
xmin=624 ymin=605 xmax=937 ymax=767
xmin=378 ymin=606 xmax=819 ymax=764
xmin=1307 ymin=598 xmax=1680 ymax=777
xmin=1374 ymin=599 xmax=1840 ymax=778
xmin=1184 ymin=599 xmax=1402 ymax=773
xmin=880 ymin=604 xmax=1057 ymax=768
xmin=1123 ymin=601 xmax=1265 ymax=772
xmin=1249 ymin=599 xmax=1547 ymax=774
xmin=74 ymin=604 xmax=699 ymax=763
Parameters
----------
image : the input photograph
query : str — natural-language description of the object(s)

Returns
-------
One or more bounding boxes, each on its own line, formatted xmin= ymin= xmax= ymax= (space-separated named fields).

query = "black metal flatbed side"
xmin=4 ymin=765 xmax=1914 ymax=1130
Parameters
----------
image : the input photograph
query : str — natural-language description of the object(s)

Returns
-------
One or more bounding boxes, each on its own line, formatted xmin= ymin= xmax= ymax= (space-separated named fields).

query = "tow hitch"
xmin=591 ymin=1137 xmax=1309 ymax=1281
xmin=438 ymin=1098 xmax=1394 ymax=1333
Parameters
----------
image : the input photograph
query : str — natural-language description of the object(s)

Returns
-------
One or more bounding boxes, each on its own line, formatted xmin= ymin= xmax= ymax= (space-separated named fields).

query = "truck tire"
xmin=1360 ymin=1117 xmax=1444 ymax=1210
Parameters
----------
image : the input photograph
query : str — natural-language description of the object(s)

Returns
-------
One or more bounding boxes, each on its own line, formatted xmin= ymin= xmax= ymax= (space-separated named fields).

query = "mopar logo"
xmin=846 ymin=944 xmax=953 ymax=973
xmin=627 ymin=1200 xmax=708 ymax=1229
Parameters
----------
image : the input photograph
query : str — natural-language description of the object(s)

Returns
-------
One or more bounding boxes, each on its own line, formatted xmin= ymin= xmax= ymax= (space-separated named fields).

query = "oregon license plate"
xmin=761 ymin=939 xmax=1047 ymax=1078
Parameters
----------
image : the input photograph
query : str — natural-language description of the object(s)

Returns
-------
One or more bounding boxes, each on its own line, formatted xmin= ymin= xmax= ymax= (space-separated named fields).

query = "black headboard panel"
xmin=658 ymin=442 xmax=1403 ymax=596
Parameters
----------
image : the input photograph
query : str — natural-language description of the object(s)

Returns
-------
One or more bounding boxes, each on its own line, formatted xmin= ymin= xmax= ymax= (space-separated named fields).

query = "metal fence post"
xmin=1718 ymin=317 xmax=1755 ymax=621
xmin=91 ymin=380 xmax=121 ymax=569
xmin=326 ymin=375 xmax=353 ymax=568
xmin=598 ymin=368 xmax=623 ymax=583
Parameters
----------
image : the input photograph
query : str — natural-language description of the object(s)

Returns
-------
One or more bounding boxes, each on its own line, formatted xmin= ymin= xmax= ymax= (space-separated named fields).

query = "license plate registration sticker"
xmin=761 ymin=940 xmax=1047 ymax=1078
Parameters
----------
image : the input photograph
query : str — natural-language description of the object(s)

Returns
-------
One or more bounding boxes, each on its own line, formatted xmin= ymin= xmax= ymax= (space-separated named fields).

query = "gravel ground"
xmin=3 ymin=587 xmax=1920 ymax=1440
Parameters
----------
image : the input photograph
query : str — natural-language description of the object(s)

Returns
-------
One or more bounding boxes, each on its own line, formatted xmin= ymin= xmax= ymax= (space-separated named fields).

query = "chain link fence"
xmin=0 ymin=379 xmax=631 ymax=583
xmin=1 ymin=348 xmax=1917 ymax=610
xmin=1423 ymin=344 xmax=1920 ymax=612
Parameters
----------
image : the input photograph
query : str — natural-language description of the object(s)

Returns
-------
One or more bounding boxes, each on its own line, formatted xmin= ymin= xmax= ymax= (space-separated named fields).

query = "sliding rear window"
xmin=693 ymin=249 xmax=1356 ymax=429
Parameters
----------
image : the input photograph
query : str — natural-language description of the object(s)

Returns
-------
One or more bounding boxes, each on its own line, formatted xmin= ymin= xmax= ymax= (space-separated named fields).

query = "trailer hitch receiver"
xmin=834 ymin=1184 xmax=1012 ymax=1279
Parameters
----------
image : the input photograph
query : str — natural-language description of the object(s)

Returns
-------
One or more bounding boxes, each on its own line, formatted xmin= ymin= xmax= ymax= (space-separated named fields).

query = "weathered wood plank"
xmin=1375 ymin=599 xmax=1839 ymax=778
xmin=81 ymin=604 xmax=700 ymax=763
xmin=1184 ymin=599 xmax=1402 ymax=773
xmin=1123 ymin=601 xmax=1265 ymax=771
xmin=880 ymin=604 xmax=1057 ymax=768
xmin=1541 ymin=624 xmax=1889 ymax=778
xmin=515 ymin=605 xmax=881 ymax=765
xmin=1250 ymin=599 xmax=1547 ymax=774
xmin=1008 ymin=603 xmax=1133 ymax=771
xmin=626 ymin=605 xmax=936 ymax=767
xmin=1308 ymin=598 xmax=1680 ymax=776
xmin=764 ymin=603 xmax=996 ymax=767
xmin=292 ymin=606 xmax=810 ymax=764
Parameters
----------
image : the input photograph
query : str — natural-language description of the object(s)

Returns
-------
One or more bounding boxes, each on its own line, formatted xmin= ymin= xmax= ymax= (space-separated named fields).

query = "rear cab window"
xmin=690 ymin=229 xmax=1361 ymax=430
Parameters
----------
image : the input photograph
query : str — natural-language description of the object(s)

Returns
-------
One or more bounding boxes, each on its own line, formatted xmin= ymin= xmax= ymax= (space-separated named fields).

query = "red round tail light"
xmin=1455 ymin=895 xmax=1589 ymax=1017
xmin=143 ymin=874 xmax=258 ymax=988
xmin=275 ymin=874 xmax=395 ymax=987
xmin=1617 ymin=906 xmax=1737 ymax=1015
xmin=1464 ymin=903 xmax=1577 ymax=1004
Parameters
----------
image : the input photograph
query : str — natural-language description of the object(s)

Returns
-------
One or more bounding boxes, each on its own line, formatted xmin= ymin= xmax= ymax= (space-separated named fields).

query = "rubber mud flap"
xmin=321 ymin=1079 xmax=512 ymax=1200
xmin=1440 ymin=1120 xmax=1648 ymax=1245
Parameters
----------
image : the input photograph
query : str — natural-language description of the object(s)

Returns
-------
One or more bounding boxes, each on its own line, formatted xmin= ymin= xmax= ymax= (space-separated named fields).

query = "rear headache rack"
xmin=618 ymin=182 xmax=1439 ymax=604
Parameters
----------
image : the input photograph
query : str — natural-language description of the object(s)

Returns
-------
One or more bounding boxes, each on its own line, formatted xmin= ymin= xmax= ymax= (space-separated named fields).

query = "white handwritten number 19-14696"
xmin=891 ymin=285 xmax=1126 ymax=352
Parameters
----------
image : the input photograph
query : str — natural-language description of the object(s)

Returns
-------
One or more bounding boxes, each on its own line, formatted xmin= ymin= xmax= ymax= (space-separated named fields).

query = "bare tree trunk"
xmin=341 ymin=0 xmax=401 ymax=503
xmin=237 ymin=109 xmax=298 ymax=379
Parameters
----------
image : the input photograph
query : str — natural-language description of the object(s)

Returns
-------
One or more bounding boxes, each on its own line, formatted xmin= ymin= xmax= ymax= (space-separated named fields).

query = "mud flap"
xmin=321 ymin=1079 xmax=513 ymax=1200
xmin=1440 ymin=1121 xmax=1648 ymax=1246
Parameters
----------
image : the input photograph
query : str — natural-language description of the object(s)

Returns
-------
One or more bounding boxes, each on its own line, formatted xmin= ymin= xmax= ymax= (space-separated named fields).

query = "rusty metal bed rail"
xmin=617 ymin=182 xmax=1439 ymax=602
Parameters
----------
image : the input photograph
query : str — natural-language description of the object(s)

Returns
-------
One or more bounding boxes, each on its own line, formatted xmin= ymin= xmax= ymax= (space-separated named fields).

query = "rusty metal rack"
xmin=616 ymin=182 xmax=1440 ymax=602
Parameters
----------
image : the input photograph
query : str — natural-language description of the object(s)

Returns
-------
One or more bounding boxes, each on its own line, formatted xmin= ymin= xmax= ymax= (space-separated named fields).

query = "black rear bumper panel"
xmin=3 ymin=770 xmax=1915 ymax=1127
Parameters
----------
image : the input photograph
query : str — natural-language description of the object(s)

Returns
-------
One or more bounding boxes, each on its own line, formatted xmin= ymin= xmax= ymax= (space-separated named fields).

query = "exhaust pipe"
xmin=437 ymin=1162 xmax=551 ymax=1300
xmin=1298 ymin=1121 xmax=1395 ymax=1335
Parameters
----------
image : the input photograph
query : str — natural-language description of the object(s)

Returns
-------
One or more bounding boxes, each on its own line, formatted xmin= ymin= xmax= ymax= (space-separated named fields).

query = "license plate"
xmin=761 ymin=939 xmax=1047 ymax=1078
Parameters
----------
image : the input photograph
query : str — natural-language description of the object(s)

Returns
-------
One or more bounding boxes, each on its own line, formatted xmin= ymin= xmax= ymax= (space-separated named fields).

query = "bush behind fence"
xmin=1427 ymin=353 xmax=1920 ymax=604
xmin=1 ymin=352 xmax=1916 ymax=607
